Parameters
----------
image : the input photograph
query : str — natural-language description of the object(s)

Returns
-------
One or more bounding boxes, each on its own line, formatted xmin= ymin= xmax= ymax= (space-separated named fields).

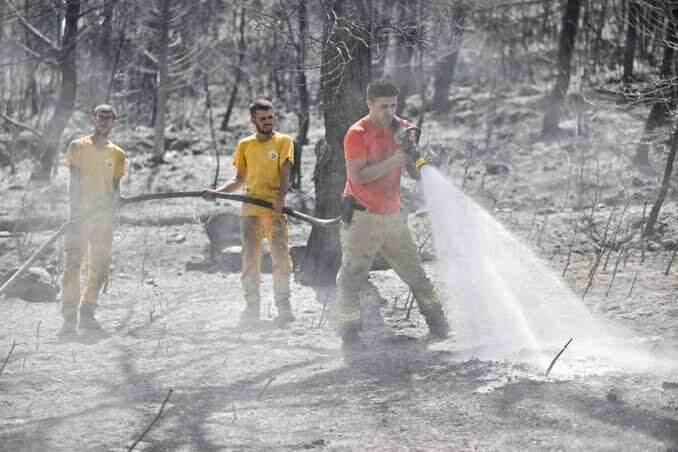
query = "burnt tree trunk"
xmin=391 ymin=0 xmax=416 ymax=116
xmin=542 ymin=0 xmax=582 ymax=136
xmin=430 ymin=3 xmax=466 ymax=113
xmin=292 ymin=0 xmax=310 ymax=190
xmin=371 ymin=0 xmax=393 ymax=79
xmin=299 ymin=0 xmax=371 ymax=286
xmin=644 ymin=122 xmax=678 ymax=236
xmin=623 ymin=2 xmax=642 ymax=83
xmin=34 ymin=0 xmax=80 ymax=181
xmin=634 ymin=6 xmax=678 ymax=168
xmin=151 ymin=0 xmax=171 ymax=164
xmin=94 ymin=1 xmax=114 ymax=105
xmin=221 ymin=5 xmax=246 ymax=131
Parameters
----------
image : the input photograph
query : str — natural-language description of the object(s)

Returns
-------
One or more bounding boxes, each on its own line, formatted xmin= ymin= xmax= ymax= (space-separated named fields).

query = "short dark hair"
xmin=249 ymin=99 xmax=273 ymax=116
xmin=92 ymin=104 xmax=116 ymax=119
xmin=367 ymin=78 xmax=399 ymax=101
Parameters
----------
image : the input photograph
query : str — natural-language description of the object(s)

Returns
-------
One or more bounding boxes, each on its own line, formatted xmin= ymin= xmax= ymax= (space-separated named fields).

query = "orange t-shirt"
xmin=343 ymin=116 xmax=410 ymax=214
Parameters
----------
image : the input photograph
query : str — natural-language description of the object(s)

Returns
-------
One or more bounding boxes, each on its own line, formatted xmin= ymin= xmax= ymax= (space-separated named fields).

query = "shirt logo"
xmin=105 ymin=158 xmax=114 ymax=168
xmin=267 ymin=150 xmax=278 ymax=160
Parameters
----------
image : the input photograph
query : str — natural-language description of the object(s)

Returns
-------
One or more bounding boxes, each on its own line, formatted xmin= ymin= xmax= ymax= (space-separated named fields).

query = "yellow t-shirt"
xmin=64 ymin=135 xmax=125 ymax=209
xmin=233 ymin=132 xmax=294 ymax=216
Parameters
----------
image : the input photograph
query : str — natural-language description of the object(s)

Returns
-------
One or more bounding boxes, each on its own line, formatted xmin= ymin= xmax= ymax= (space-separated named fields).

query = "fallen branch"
xmin=628 ymin=271 xmax=639 ymax=297
xmin=665 ymin=248 xmax=677 ymax=276
xmin=257 ymin=376 xmax=276 ymax=400
xmin=545 ymin=337 xmax=573 ymax=377
xmin=0 ymin=112 xmax=44 ymax=139
xmin=35 ymin=320 xmax=41 ymax=351
xmin=0 ymin=340 xmax=17 ymax=378
xmin=128 ymin=388 xmax=173 ymax=452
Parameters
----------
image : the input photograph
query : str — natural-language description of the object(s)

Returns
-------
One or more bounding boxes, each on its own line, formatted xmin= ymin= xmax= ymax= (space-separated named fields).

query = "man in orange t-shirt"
xmin=337 ymin=78 xmax=449 ymax=350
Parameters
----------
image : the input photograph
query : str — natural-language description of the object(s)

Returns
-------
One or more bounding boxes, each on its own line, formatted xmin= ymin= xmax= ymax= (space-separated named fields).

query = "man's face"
xmin=368 ymin=96 xmax=397 ymax=126
xmin=90 ymin=112 xmax=116 ymax=135
xmin=251 ymin=108 xmax=274 ymax=134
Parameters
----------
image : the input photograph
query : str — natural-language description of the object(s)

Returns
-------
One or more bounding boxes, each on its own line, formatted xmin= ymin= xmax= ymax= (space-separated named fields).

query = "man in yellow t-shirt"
xmin=59 ymin=104 xmax=125 ymax=337
xmin=203 ymin=99 xmax=295 ymax=326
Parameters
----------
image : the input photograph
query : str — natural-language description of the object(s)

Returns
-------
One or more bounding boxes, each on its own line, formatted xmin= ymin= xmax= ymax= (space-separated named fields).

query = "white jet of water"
xmin=420 ymin=165 xmax=676 ymax=374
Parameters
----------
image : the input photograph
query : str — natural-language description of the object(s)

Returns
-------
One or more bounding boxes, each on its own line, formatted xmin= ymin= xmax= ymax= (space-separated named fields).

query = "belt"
xmin=353 ymin=203 xmax=367 ymax=211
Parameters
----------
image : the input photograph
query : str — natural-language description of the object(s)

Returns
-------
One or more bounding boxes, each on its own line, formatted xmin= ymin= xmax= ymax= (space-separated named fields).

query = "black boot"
xmin=274 ymin=297 xmax=295 ymax=327
xmin=78 ymin=304 xmax=102 ymax=332
xmin=58 ymin=315 xmax=77 ymax=338
xmin=340 ymin=325 xmax=366 ymax=351
xmin=239 ymin=303 xmax=261 ymax=327
xmin=421 ymin=303 xmax=450 ymax=339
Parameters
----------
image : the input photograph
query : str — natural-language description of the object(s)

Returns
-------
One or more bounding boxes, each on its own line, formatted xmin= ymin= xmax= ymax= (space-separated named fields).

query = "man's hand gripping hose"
xmin=393 ymin=124 xmax=434 ymax=171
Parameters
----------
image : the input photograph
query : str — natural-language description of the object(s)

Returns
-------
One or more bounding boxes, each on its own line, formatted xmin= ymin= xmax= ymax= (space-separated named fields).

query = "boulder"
xmin=204 ymin=210 xmax=241 ymax=259
xmin=0 ymin=267 xmax=57 ymax=303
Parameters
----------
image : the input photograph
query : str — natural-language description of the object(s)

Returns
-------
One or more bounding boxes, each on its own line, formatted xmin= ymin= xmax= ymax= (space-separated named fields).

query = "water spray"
xmin=0 ymin=191 xmax=339 ymax=298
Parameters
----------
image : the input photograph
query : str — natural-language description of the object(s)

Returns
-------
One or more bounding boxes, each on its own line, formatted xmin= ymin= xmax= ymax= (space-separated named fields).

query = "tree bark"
xmin=151 ymin=0 xmax=171 ymax=163
xmin=299 ymin=0 xmax=371 ymax=286
xmin=292 ymin=0 xmax=310 ymax=190
xmin=430 ymin=4 xmax=466 ymax=113
xmin=622 ymin=2 xmax=641 ymax=83
xmin=644 ymin=123 xmax=678 ymax=236
xmin=634 ymin=5 xmax=678 ymax=168
xmin=94 ymin=1 xmax=114 ymax=105
xmin=390 ymin=0 xmax=416 ymax=116
xmin=34 ymin=0 xmax=79 ymax=181
xmin=221 ymin=6 xmax=246 ymax=131
xmin=371 ymin=0 xmax=393 ymax=79
xmin=542 ymin=0 xmax=582 ymax=136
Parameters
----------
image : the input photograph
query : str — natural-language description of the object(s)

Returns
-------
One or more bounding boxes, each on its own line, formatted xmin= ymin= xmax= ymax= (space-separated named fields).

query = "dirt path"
xmin=1 ymin=94 xmax=678 ymax=450
xmin=1 ymin=235 xmax=677 ymax=451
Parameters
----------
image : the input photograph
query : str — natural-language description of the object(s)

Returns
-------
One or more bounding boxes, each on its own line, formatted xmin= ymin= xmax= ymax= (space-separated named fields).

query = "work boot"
xmin=239 ymin=303 xmax=261 ymax=327
xmin=58 ymin=316 xmax=77 ymax=338
xmin=274 ymin=298 xmax=295 ymax=327
xmin=78 ymin=304 xmax=102 ymax=331
xmin=341 ymin=326 xmax=366 ymax=352
xmin=421 ymin=303 xmax=450 ymax=339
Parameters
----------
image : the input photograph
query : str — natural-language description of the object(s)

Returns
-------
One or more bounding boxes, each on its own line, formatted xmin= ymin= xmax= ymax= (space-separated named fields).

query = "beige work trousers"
xmin=240 ymin=215 xmax=292 ymax=308
xmin=59 ymin=217 xmax=113 ymax=319
xmin=336 ymin=208 xmax=439 ymax=332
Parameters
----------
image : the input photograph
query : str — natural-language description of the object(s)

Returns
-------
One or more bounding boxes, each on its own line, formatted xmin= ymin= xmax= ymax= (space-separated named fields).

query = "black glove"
xmin=393 ymin=125 xmax=422 ymax=160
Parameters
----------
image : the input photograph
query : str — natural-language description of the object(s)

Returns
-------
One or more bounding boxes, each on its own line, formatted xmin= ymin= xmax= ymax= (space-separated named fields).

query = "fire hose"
xmin=0 ymin=191 xmax=339 ymax=298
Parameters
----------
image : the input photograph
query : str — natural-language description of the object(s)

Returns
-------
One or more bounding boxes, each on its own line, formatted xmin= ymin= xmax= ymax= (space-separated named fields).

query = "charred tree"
xmin=299 ymin=0 xmax=371 ymax=286
xmin=644 ymin=122 xmax=678 ymax=236
xmin=390 ymin=0 xmax=416 ymax=116
xmin=150 ymin=0 xmax=171 ymax=164
xmin=221 ymin=5 xmax=246 ymax=131
xmin=34 ymin=0 xmax=80 ymax=181
xmin=292 ymin=0 xmax=310 ymax=190
xmin=430 ymin=3 xmax=466 ymax=113
xmin=542 ymin=0 xmax=582 ymax=136
xmin=634 ymin=5 xmax=678 ymax=168
xmin=371 ymin=0 xmax=393 ymax=79
xmin=623 ymin=2 xmax=642 ymax=83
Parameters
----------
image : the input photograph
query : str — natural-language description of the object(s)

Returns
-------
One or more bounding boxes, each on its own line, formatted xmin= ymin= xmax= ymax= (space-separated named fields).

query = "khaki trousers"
xmin=336 ymin=208 xmax=439 ymax=332
xmin=59 ymin=217 xmax=113 ymax=318
xmin=240 ymin=215 xmax=291 ymax=308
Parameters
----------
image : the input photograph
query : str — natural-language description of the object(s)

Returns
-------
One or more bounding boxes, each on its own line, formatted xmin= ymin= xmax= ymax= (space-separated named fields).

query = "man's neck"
xmin=256 ymin=131 xmax=274 ymax=142
xmin=91 ymin=132 xmax=109 ymax=147
xmin=367 ymin=113 xmax=391 ymax=129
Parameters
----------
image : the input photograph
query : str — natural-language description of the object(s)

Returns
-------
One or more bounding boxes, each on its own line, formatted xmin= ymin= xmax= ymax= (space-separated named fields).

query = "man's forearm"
xmin=216 ymin=177 xmax=245 ymax=193
xmin=278 ymin=162 xmax=292 ymax=198
xmin=352 ymin=154 xmax=402 ymax=184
